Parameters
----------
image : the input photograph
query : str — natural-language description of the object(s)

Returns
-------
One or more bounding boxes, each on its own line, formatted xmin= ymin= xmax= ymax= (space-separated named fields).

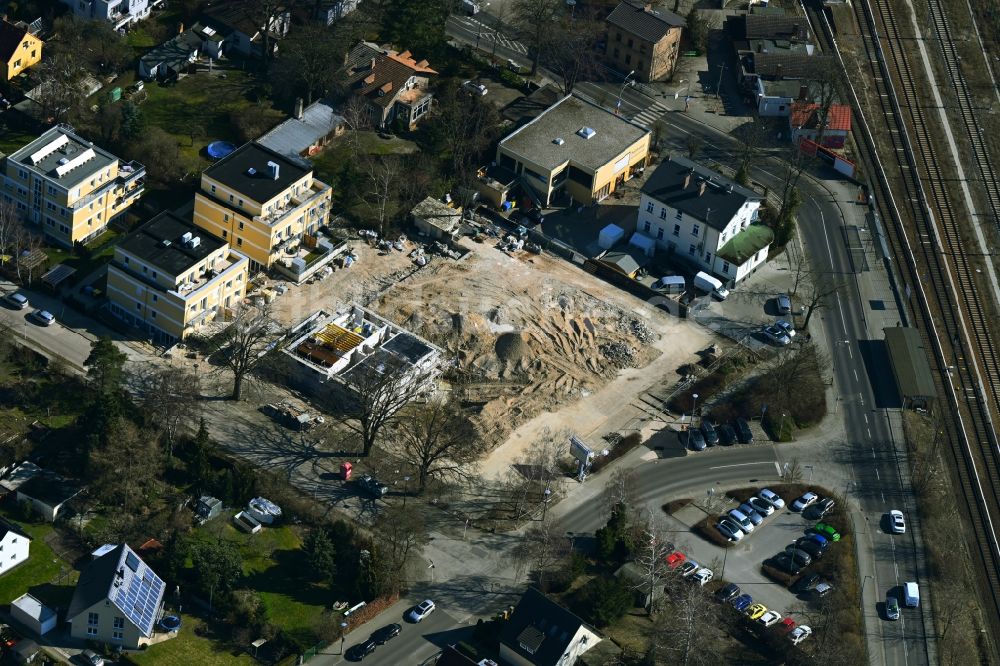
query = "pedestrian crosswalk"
xmin=452 ymin=16 xmax=528 ymax=55
xmin=631 ymin=100 xmax=672 ymax=128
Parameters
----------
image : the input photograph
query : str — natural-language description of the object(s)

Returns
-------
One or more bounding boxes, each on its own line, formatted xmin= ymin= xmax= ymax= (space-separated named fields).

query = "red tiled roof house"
xmin=789 ymin=102 xmax=852 ymax=148
xmin=343 ymin=41 xmax=437 ymax=130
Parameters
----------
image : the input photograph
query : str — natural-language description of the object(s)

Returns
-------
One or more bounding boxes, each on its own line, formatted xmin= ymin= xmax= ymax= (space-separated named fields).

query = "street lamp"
xmin=616 ymin=70 xmax=635 ymax=115
xmin=474 ymin=2 xmax=491 ymax=50
xmin=542 ymin=487 xmax=552 ymax=520
xmin=691 ymin=393 xmax=699 ymax=419
xmin=715 ymin=61 xmax=726 ymax=101
xmin=402 ymin=475 xmax=411 ymax=508
xmin=339 ymin=622 xmax=348 ymax=654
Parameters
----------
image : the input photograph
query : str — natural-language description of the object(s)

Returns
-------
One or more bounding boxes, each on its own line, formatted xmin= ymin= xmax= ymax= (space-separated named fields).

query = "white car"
xmin=791 ymin=492 xmax=819 ymax=512
xmin=758 ymin=610 xmax=782 ymax=627
xmin=789 ymin=625 xmax=812 ymax=645
xmin=461 ymin=80 xmax=488 ymax=96
xmin=406 ymin=599 xmax=436 ymax=622
xmin=759 ymin=488 xmax=785 ymax=509
xmin=888 ymin=509 xmax=906 ymax=534
xmin=762 ymin=324 xmax=791 ymax=346
xmin=747 ymin=496 xmax=774 ymax=516
xmin=692 ymin=568 xmax=714 ymax=586
xmin=716 ymin=519 xmax=744 ymax=542
xmin=3 ymin=292 xmax=28 ymax=309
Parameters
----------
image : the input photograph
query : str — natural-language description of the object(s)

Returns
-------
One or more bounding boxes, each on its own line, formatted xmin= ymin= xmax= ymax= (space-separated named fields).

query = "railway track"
xmin=840 ymin=0 xmax=1000 ymax=630
xmin=925 ymin=0 xmax=1000 ymax=229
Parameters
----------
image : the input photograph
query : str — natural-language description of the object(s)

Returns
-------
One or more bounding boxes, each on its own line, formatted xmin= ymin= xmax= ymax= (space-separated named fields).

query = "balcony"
xmin=173 ymin=252 xmax=244 ymax=297
xmin=254 ymin=180 xmax=331 ymax=228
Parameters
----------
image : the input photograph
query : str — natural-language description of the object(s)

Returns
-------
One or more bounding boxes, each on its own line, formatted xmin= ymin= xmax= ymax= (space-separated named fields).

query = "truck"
xmin=903 ymin=581 xmax=920 ymax=607
xmin=462 ymin=0 xmax=480 ymax=15
xmin=693 ymin=271 xmax=730 ymax=300
xmin=260 ymin=402 xmax=325 ymax=431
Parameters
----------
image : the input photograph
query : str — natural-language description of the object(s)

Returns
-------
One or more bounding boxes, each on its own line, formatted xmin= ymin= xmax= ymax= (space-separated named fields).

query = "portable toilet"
xmin=340 ymin=462 xmax=353 ymax=481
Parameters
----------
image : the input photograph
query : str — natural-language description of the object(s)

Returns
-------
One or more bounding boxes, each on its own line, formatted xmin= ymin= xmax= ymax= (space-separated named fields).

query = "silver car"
xmin=762 ymin=325 xmax=791 ymax=346
xmin=738 ymin=502 xmax=763 ymax=525
xmin=728 ymin=509 xmax=754 ymax=533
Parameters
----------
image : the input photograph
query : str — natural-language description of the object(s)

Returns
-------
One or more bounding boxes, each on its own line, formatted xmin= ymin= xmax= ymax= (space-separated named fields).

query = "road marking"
xmin=708 ymin=462 xmax=776 ymax=470
xmin=853 ymin=368 xmax=860 ymax=382
xmin=864 ymin=414 xmax=870 ymax=425
xmin=867 ymin=428 xmax=872 ymax=439
xmin=875 ymin=467 xmax=880 ymax=480
xmin=881 ymin=490 xmax=885 ymax=502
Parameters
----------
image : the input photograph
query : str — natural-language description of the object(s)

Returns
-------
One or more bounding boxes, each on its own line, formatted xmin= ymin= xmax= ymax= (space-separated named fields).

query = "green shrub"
xmin=573 ymin=576 xmax=632 ymax=628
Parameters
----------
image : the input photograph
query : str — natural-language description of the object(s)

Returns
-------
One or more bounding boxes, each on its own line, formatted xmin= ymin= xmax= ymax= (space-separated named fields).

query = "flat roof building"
xmin=496 ymin=94 xmax=651 ymax=207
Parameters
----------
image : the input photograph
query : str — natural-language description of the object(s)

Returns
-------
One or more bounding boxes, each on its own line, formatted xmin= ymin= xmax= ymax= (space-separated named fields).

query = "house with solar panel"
xmin=67 ymin=544 xmax=168 ymax=649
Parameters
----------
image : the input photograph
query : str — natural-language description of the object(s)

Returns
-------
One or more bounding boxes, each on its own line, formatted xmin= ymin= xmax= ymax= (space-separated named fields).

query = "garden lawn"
xmin=0 ymin=521 xmax=75 ymax=606
xmin=43 ymin=228 xmax=121 ymax=285
xmin=0 ymin=131 xmax=40 ymax=155
xmin=129 ymin=613 xmax=256 ymax=666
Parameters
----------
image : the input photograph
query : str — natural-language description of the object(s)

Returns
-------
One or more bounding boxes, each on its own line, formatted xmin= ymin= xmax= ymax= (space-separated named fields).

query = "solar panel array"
xmin=112 ymin=551 xmax=165 ymax=636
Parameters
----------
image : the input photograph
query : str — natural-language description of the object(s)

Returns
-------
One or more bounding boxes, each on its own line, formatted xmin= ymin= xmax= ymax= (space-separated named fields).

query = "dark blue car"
xmin=731 ymin=594 xmax=753 ymax=612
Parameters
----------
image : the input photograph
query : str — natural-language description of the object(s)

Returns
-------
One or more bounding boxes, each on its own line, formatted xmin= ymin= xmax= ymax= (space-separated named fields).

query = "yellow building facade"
xmin=3 ymin=125 xmax=145 ymax=246
xmin=107 ymin=211 xmax=249 ymax=344
xmin=192 ymin=142 xmax=332 ymax=271
xmin=0 ymin=18 xmax=42 ymax=81
xmin=496 ymin=95 xmax=651 ymax=208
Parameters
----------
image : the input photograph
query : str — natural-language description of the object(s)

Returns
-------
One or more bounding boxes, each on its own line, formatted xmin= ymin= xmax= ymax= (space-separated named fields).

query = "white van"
xmin=903 ymin=581 xmax=920 ymax=607
xmin=693 ymin=271 xmax=729 ymax=300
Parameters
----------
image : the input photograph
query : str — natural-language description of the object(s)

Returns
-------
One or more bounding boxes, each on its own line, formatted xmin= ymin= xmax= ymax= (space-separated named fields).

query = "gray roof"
xmin=203 ymin=142 xmax=310 ymax=204
xmin=258 ymin=100 xmax=344 ymax=163
xmin=744 ymin=15 xmax=810 ymax=40
xmin=606 ymin=1 xmax=684 ymax=43
xmin=9 ymin=125 xmax=117 ymax=190
xmin=641 ymin=156 xmax=762 ymax=231
xmin=499 ymin=94 xmax=650 ymax=173
xmin=117 ymin=211 xmax=226 ymax=278
xmin=749 ymin=53 xmax=833 ymax=79
xmin=17 ymin=473 xmax=81 ymax=508
xmin=140 ymin=30 xmax=203 ymax=75
xmin=884 ymin=327 xmax=936 ymax=399
xmin=67 ymin=544 xmax=166 ymax=638
xmin=600 ymin=246 xmax=648 ymax=275
xmin=500 ymin=588 xmax=593 ymax=666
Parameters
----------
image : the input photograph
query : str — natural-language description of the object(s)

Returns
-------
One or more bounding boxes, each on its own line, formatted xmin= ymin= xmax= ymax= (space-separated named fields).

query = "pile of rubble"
xmin=618 ymin=315 xmax=654 ymax=344
xmin=600 ymin=341 xmax=638 ymax=368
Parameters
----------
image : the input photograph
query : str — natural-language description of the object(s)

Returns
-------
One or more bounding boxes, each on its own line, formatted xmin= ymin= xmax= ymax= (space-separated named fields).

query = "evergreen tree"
xmin=304 ymin=528 xmax=337 ymax=582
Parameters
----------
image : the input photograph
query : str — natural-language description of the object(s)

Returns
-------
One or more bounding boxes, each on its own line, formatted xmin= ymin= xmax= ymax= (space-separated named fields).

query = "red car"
xmin=666 ymin=552 xmax=686 ymax=569
xmin=778 ymin=617 xmax=797 ymax=634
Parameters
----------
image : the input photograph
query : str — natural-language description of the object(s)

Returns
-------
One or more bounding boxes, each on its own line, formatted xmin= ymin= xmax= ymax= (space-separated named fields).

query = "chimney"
xmin=369 ymin=57 xmax=376 ymax=71
xmin=267 ymin=161 xmax=280 ymax=180
xmin=178 ymin=22 xmax=184 ymax=34
xmin=698 ymin=181 xmax=707 ymax=196
xmin=682 ymin=173 xmax=692 ymax=189
xmin=294 ymin=97 xmax=304 ymax=120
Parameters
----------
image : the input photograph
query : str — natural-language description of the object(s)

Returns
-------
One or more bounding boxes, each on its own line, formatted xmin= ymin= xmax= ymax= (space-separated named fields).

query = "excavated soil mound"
xmin=495 ymin=331 xmax=526 ymax=364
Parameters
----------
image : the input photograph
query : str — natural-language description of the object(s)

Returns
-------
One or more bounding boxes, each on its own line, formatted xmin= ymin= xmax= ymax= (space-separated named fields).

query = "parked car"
xmin=3 ymin=292 xmax=28 ymax=310
xmin=679 ymin=561 xmax=699 ymax=577
xmin=685 ymin=428 xmax=706 ymax=451
xmin=461 ymin=80 xmax=488 ymax=96
xmin=700 ymin=420 xmax=719 ymax=446
xmin=347 ymin=638 xmax=378 ymax=660
xmin=791 ymin=492 xmax=819 ymax=512
xmin=746 ymin=603 xmax=768 ymax=620
xmin=888 ymin=509 xmax=906 ymax=534
xmin=758 ymin=610 xmax=782 ymax=627
xmin=735 ymin=418 xmax=754 ymax=444
xmin=666 ymin=551 xmax=686 ymax=569
xmin=886 ymin=594 xmax=900 ymax=620
xmin=904 ymin=581 xmax=920 ymax=607
xmin=771 ymin=554 xmax=802 ymax=575
xmin=813 ymin=522 xmax=841 ymax=541
xmin=371 ymin=623 xmax=402 ymax=644
xmin=813 ymin=497 xmax=836 ymax=519
xmin=715 ymin=583 xmax=740 ymax=603
xmin=794 ymin=573 xmax=821 ymax=593
xmin=692 ymin=568 xmax=714 ymax=586
xmin=762 ymin=324 xmax=791 ymax=346
xmin=732 ymin=594 xmax=753 ymax=612
xmin=79 ymin=651 xmax=105 ymax=666
xmin=778 ymin=617 xmax=797 ymax=634
xmin=775 ymin=319 xmax=796 ymax=337
xmin=738 ymin=503 xmax=763 ymax=525
xmin=813 ymin=582 xmax=834 ymax=598
xmin=728 ymin=509 xmax=754 ymax=533
xmin=794 ymin=539 xmax=825 ymax=560
xmin=406 ymin=600 xmax=436 ymax=622
xmin=789 ymin=625 xmax=812 ymax=645
xmin=718 ymin=423 xmax=736 ymax=445
xmin=748 ymin=496 xmax=774 ymax=516
xmin=759 ymin=488 xmax=784 ymax=509
xmin=801 ymin=532 xmax=829 ymax=548
xmin=717 ymin=518 xmax=745 ymax=542
xmin=784 ymin=547 xmax=812 ymax=567
xmin=776 ymin=293 xmax=792 ymax=315
xmin=29 ymin=309 xmax=55 ymax=326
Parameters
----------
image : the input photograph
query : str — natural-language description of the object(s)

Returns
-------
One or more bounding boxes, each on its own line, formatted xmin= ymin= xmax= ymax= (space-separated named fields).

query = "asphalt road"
xmin=0 ymin=283 xmax=100 ymax=369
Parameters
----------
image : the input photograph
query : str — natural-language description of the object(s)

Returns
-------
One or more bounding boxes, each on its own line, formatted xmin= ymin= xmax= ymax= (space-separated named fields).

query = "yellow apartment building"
xmin=107 ymin=211 xmax=249 ymax=344
xmin=192 ymin=142 xmax=332 ymax=271
xmin=0 ymin=18 xmax=42 ymax=81
xmin=496 ymin=94 xmax=651 ymax=208
xmin=2 ymin=124 xmax=145 ymax=246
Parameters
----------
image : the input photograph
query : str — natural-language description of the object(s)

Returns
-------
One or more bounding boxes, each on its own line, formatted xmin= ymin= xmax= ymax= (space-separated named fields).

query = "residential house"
xmin=107 ymin=211 xmax=249 ymax=344
xmin=789 ymin=101 xmax=852 ymax=148
xmin=604 ymin=1 xmax=685 ymax=83
xmin=202 ymin=1 xmax=290 ymax=58
xmin=258 ymin=98 xmax=345 ymax=164
xmin=637 ymin=156 xmax=771 ymax=284
xmin=755 ymin=79 xmax=820 ymax=117
xmin=411 ymin=196 xmax=461 ymax=240
xmin=11 ymin=594 xmax=57 ymax=636
xmin=343 ymin=41 xmax=437 ymax=130
xmin=138 ymin=28 xmax=202 ymax=80
xmin=67 ymin=544 xmax=167 ymax=649
xmin=0 ymin=461 xmax=83 ymax=522
xmin=727 ymin=12 xmax=825 ymax=90
xmin=2 ymin=125 xmax=145 ymax=247
xmin=0 ymin=18 xmax=42 ymax=81
xmin=0 ymin=520 xmax=30 ymax=576
xmin=499 ymin=588 xmax=601 ymax=666
xmin=192 ymin=141 xmax=332 ymax=271
xmin=60 ymin=0 xmax=160 ymax=30
xmin=316 ymin=0 xmax=359 ymax=25
xmin=495 ymin=94 xmax=650 ymax=207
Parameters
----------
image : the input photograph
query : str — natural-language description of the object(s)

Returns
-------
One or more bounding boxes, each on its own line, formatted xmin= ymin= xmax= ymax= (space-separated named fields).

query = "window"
xmin=236 ymin=238 xmax=243 ymax=247
xmin=615 ymin=32 xmax=621 ymax=42
xmin=637 ymin=60 xmax=644 ymax=72
xmin=30 ymin=50 xmax=36 ymax=58
xmin=142 ymin=266 xmax=147 ymax=273
xmin=722 ymin=261 xmax=730 ymax=274
xmin=87 ymin=627 xmax=97 ymax=637
xmin=136 ymin=302 xmax=142 ymax=311
xmin=659 ymin=208 xmax=667 ymax=220
xmin=88 ymin=613 xmax=99 ymax=626
xmin=613 ymin=47 xmax=620 ymax=58
xmin=151 ymin=271 xmax=156 ymax=279
xmin=237 ymin=199 xmax=243 ymax=207
xmin=211 ymin=185 xmax=216 ymax=193
xmin=646 ymin=201 xmax=654 ymax=213
xmin=675 ymin=209 xmax=682 ymax=220
xmin=705 ymin=252 xmax=712 ymax=263
xmin=627 ymin=38 xmax=633 ymax=48
xmin=625 ymin=54 xmax=631 ymax=65
xmin=229 ymin=194 xmax=234 ymax=202
xmin=152 ymin=295 xmax=158 ymax=302
xmin=151 ymin=311 xmax=157 ymax=319
xmin=688 ymin=244 xmax=696 ymax=255
xmin=13 ymin=59 xmax=20 ymax=68
xmin=691 ymin=224 xmax=700 ymax=237
xmin=224 ymin=214 xmax=229 ymax=222
xmin=47 ymin=185 xmax=56 ymax=195
xmin=238 ymin=221 xmax=244 ymax=230
xmin=17 ymin=168 xmax=27 ymax=179
xmin=657 ymin=228 xmax=664 ymax=240
xmin=672 ymin=224 xmax=680 ymax=236
xmin=643 ymin=221 xmax=651 ymax=233
xmin=222 ymin=230 xmax=227 ymax=239
xmin=113 ymin=631 xmax=123 ymax=640
xmin=124 ymin=257 xmax=129 ymax=265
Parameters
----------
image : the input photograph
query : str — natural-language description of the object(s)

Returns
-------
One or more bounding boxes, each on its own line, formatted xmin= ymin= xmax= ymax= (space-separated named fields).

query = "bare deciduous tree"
xmin=653 ymin=582 xmax=721 ymax=665
xmin=205 ymin=303 xmax=286 ymax=401
xmin=344 ymin=355 xmax=430 ymax=456
xmin=393 ymin=397 xmax=482 ymax=492
xmin=133 ymin=366 xmax=200 ymax=456
xmin=511 ymin=0 xmax=562 ymax=75
xmin=541 ymin=13 xmax=604 ymax=96
xmin=372 ymin=503 xmax=430 ymax=594
xmin=363 ymin=155 xmax=401 ymax=236
xmin=514 ymin=515 xmax=571 ymax=591
xmin=631 ymin=518 xmax=674 ymax=614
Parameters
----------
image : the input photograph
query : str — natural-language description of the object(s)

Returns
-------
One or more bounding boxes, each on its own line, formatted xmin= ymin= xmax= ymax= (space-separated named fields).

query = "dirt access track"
xmin=373 ymin=238 xmax=713 ymax=465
